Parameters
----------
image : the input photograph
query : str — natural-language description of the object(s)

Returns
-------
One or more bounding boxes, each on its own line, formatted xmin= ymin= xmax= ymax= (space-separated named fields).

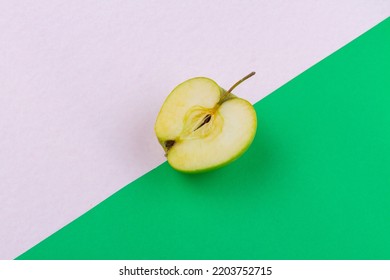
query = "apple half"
xmin=155 ymin=72 xmax=257 ymax=173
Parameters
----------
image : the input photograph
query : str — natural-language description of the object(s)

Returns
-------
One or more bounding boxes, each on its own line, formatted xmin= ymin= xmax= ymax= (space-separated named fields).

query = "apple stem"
xmin=220 ymin=72 xmax=256 ymax=104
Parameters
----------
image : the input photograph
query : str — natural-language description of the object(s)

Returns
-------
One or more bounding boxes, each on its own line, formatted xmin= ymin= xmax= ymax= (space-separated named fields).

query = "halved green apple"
xmin=155 ymin=72 xmax=257 ymax=173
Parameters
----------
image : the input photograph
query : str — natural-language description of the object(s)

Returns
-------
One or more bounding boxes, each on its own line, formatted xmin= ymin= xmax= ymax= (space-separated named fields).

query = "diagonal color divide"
xmin=18 ymin=18 xmax=390 ymax=260
xmin=2 ymin=1 xmax=389 ymax=260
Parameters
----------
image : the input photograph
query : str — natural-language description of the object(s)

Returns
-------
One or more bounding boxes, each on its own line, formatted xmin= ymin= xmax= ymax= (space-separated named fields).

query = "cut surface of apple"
xmin=155 ymin=73 xmax=257 ymax=173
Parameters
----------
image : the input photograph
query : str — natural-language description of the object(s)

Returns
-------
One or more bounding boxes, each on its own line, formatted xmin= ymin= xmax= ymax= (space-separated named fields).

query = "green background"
xmin=18 ymin=18 xmax=390 ymax=260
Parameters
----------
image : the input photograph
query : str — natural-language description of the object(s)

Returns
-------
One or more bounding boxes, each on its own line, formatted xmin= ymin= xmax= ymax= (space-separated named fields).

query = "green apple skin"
xmin=155 ymin=76 xmax=257 ymax=173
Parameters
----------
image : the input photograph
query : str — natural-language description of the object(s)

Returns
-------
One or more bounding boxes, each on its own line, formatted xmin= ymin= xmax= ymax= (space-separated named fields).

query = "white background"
xmin=1 ymin=260 xmax=390 ymax=279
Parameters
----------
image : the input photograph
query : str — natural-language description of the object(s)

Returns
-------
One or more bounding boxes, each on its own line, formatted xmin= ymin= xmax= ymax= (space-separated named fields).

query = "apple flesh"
xmin=155 ymin=73 xmax=257 ymax=173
